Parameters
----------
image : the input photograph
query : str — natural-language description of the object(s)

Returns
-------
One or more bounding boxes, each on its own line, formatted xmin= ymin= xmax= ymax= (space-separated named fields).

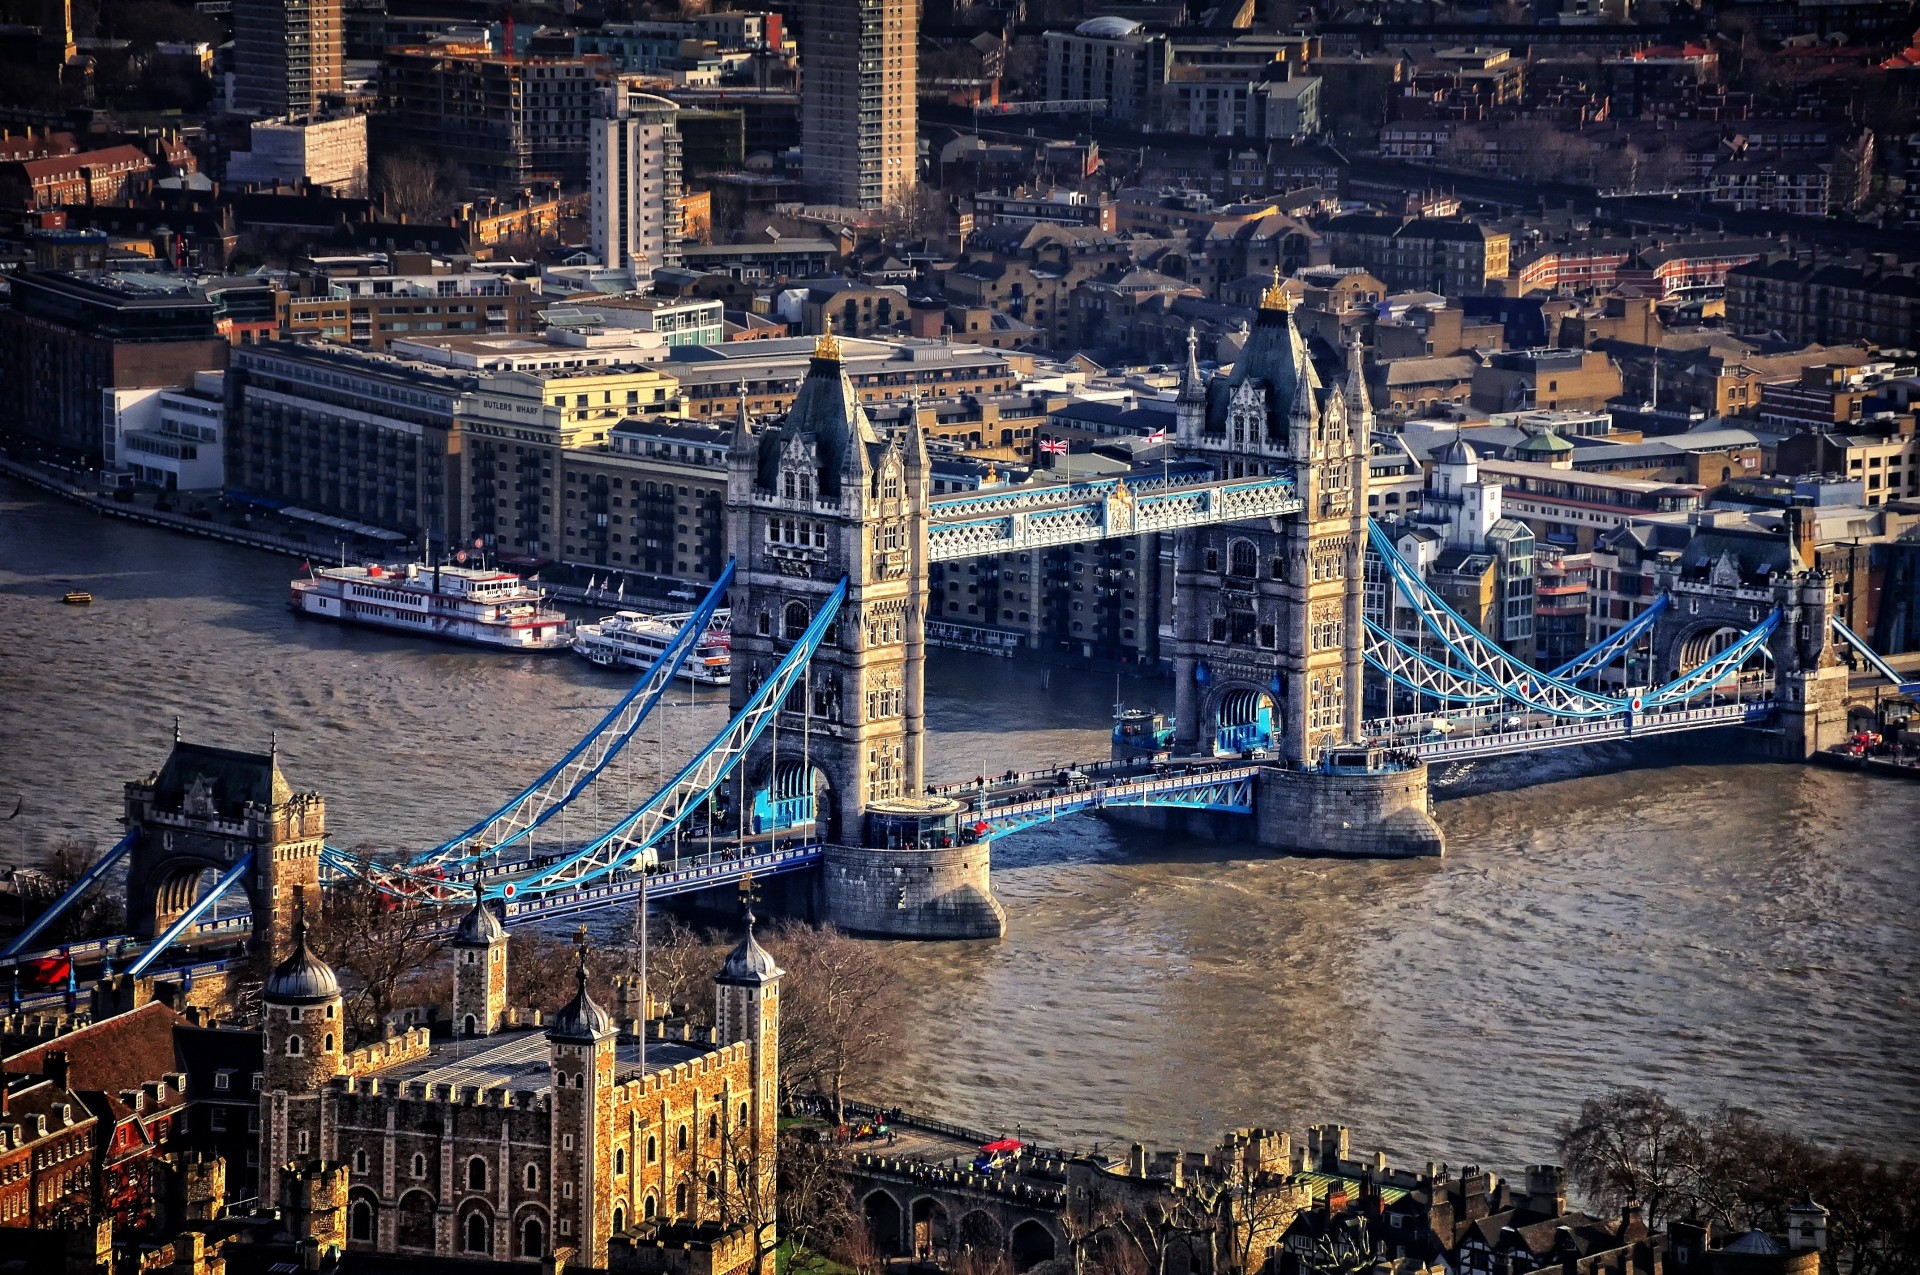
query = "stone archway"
xmin=864 ymin=1189 xmax=904 ymax=1256
xmin=1010 ymin=1220 xmax=1057 ymax=1272
xmin=395 ymin=1191 xmax=435 ymax=1251
xmin=958 ymin=1209 xmax=1004 ymax=1257
xmin=911 ymin=1196 xmax=952 ymax=1263
xmin=1209 ymin=683 xmax=1278 ymax=756
xmin=752 ymin=757 xmax=836 ymax=841
xmin=128 ymin=852 xmax=266 ymax=942
xmin=1678 ymin=623 xmax=1744 ymax=670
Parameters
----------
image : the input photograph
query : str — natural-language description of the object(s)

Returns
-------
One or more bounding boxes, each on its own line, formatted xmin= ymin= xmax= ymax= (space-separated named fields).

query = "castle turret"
xmin=715 ymin=907 xmax=782 ymax=1221
xmin=260 ymin=901 xmax=342 ymax=1206
xmin=548 ymin=932 xmax=615 ymax=1267
xmin=450 ymin=889 xmax=507 ymax=1037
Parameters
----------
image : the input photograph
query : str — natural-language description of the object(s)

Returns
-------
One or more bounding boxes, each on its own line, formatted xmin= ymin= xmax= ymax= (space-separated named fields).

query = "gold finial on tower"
xmin=1261 ymin=264 xmax=1293 ymax=313
xmin=813 ymin=314 xmax=842 ymax=361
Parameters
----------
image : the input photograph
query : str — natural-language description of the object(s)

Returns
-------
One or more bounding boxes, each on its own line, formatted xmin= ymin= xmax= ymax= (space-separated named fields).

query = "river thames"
xmin=2 ymin=478 xmax=1915 ymax=1168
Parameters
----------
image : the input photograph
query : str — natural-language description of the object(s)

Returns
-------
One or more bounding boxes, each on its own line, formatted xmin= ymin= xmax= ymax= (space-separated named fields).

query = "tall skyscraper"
xmin=231 ymin=0 xmax=342 ymax=118
xmin=800 ymin=0 xmax=918 ymax=210
xmin=589 ymin=83 xmax=685 ymax=279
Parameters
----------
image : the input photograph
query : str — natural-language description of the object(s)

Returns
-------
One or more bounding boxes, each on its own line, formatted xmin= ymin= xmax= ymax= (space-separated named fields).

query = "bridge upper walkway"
xmin=926 ymin=471 xmax=1301 ymax=561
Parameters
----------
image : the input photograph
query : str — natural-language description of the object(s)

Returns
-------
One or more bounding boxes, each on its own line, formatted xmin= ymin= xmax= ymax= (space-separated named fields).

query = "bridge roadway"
xmin=1366 ymin=697 xmax=1778 ymax=761
xmin=6 ymin=695 xmax=1783 ymax=1004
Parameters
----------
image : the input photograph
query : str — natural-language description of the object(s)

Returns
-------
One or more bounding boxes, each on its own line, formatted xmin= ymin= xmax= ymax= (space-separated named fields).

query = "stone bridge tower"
xmin=1768 ymin=568 xmax=1848 ymax=757
xmin=1170 ymin=281 xmax=1370 ymax=767
xmin=125 ymin=733 xmax=325 ymax=961
xmin=1649 ymin=518 xmax=1849 ymax=759
xmin=725 ymin=331 xmax=1004 ymax=934
xmin=724 ymin=326 xmax=930 ymax=842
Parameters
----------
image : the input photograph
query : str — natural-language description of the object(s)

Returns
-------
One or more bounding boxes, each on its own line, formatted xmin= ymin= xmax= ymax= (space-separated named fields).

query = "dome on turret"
xmin=453 ymin=890 xmax=504 ymax=945
xmin=1435 ymin=435 xmax=1477 ymax=467
xmin=548 ymin=938 xmax=613 ymax=1040
xmin=265 ymin=916 xmax=340 ymax=1006
xmin=716 ymin=911 xmax=782 ymax=987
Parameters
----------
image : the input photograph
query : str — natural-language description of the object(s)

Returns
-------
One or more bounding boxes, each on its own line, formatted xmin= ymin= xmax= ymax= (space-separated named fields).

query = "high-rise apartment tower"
xmin=800 ymin=0 xmax=918 ymax=209
xmin=590 ymin=83 xmax=685 ymax=278
xmin=231 ymin=0 xmax=342 ymax=117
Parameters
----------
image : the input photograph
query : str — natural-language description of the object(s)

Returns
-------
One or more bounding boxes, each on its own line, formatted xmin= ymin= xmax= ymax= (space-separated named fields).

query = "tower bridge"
xmin=7 ymin=291 xmax=1888 ymax=991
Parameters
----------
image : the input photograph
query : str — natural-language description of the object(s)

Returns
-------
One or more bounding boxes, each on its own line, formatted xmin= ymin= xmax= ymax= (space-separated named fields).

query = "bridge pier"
xmin=1760 ymin=665 xmax=1851 ymax=760
xmin=821 ymin=799 xmax=1005 ymax=939
xmin=1252 ymin=757 xmax=1444 ymax=858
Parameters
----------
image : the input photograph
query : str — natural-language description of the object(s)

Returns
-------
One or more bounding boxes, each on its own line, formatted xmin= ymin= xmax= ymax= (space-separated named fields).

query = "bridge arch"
xmin=1206 ymin=681 xmax=1278 ymax=756
xmin=127 ymin=850 xmax=267 ymax=942
xmin=958 ymin=1209 xmax=1005 ymax=1256
xmin=1653 ymin=592 xmax=1777 ymax=683
xmin=1011 ymin=1219 xmax=1058 ymax=1272
xmin=748 ymin=755 xmax=838 ymax=843
xmin=910 ymin=1195 xmax=952 ymax=1262
xmin=863 ymin=1189 xmax=905 ymax=1256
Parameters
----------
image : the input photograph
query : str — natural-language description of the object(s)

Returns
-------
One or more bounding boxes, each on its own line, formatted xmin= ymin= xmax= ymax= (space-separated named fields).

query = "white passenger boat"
xmin=289 ymin=562 xmax=573 ymax=651
xmin=572 ymin=610 xmax=732 ymax=684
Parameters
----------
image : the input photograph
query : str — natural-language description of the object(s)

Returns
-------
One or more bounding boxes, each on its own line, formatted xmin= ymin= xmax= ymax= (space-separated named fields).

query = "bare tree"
xmin=714 ymin=1115 xmax=783 ymax=1275
xmin=1558 ymin=1087 xmax=1707 ymax=1229
xmin=374 ymin=152 xmax=462 ymax=222
xmin=309 ymin=874 xmax=452 ymax=1045
xmin=636 ymin=913 xmax=725 ymax=1025
xmin=762 ymin=922 xmax=905 ymax=1122
xmin=28 ymin=838 xmax=126 ymax=943
xmin=779 ymin=1132 xmax=863 ymax=1265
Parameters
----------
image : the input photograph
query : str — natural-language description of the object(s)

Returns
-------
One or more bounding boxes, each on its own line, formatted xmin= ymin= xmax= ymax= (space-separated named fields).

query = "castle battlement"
xmin=614 ymin=1041 xmax=747 ymax=1106
xmin=347 ymin=1029 xmax=437 ymax=1075
xmin=341 ymin=1025 xmax=432 ymax=1078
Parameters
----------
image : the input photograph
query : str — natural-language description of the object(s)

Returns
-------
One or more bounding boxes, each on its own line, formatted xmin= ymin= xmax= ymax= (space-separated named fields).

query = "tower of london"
xmin=257 ymin=894 xmax=782 ymax=1269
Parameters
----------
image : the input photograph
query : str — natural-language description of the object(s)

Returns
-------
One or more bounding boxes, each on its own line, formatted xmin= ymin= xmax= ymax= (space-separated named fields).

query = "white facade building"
xmin=544 ymin=296 xmax=725 ymax=347
xmin=589 ymin=84 xmax=684 ymax=279
xmin=1044 ymin=17 xmax=1167 ymax=125
xmin=102 ymin=372 xmax=227 ymax=491
xmin=225 ymin=115 xmax=368 ymax=195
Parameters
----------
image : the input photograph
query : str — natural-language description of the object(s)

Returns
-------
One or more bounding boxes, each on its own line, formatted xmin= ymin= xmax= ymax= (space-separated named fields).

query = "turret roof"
xmin=265 ymin=912 xmax=340 ymax=1006
xmin=716 ymin=909 xmax=782 ymax=987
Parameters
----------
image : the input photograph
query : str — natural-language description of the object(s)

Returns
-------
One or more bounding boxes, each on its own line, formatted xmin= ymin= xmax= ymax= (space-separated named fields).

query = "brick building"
xmin=0 ymin=272 xmax=230 ymax=462
xmin=1 ymin=1001 xmax=188 ymax=1233
xmin=376 ymin=44 xmax=611 ymax=189
xmin=1725 ymin=258 xmax=1920 ymax=349
xmin=0 ymin=144 xmax=154 ymax=211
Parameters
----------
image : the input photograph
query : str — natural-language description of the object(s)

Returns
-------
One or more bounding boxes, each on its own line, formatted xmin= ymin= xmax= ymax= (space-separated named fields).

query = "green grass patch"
xmin=776 ymin=1240 xmax=856 ymax=1275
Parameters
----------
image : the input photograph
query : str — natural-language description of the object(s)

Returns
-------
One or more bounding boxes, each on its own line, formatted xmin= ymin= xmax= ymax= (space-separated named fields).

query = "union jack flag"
xmin=1039 ymin=438 xmax=1067 ymax=455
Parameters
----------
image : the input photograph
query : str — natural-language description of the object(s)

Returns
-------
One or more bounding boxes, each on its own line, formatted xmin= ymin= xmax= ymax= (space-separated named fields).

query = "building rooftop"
xmin=368 ymin=1027 xmax=715 ymax=1094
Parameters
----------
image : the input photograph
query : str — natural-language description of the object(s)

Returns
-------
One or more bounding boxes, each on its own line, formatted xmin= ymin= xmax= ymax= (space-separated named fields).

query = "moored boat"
xmin=572 ymin=609 xmax=731 ymax=684
xmin=289 ymin=561 xmax=572 ymax=651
